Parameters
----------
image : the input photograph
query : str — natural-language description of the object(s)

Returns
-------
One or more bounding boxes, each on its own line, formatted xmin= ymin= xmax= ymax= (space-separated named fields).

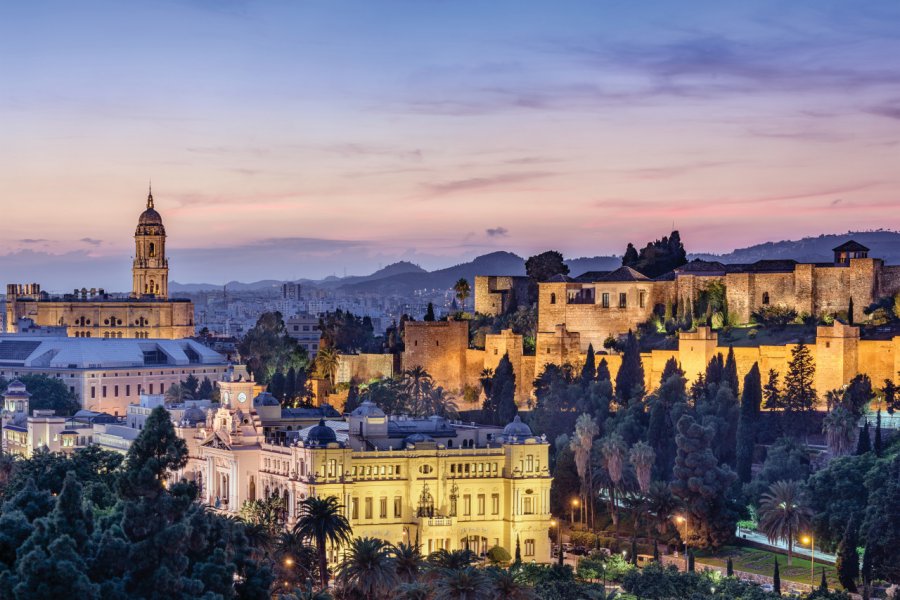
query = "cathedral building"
xmin=5 ymin=188 xmax=195 ymax=339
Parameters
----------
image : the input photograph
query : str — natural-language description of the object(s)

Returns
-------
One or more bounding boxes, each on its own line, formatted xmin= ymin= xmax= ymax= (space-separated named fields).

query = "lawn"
xmin=695 ymin=546 xmax=841 ymax=589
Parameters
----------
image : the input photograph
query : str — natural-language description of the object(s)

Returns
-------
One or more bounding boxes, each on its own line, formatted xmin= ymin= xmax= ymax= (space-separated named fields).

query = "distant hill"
xmin=690 ymin=231 xmax=900 ymax=265
xmin=170 ymin=231 xmax=900 ymax=295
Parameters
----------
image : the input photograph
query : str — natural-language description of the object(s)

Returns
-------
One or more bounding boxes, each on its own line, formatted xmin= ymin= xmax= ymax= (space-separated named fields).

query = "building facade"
xmin=285 ymin=313 xmax=322 ymax=358
xmin=0 ymin=335 xmax=238 ymax=415
xmin=192 ymin=376 xmax=552 ymax=563
xmin=5 ymin=188 xmax=195 ymax=339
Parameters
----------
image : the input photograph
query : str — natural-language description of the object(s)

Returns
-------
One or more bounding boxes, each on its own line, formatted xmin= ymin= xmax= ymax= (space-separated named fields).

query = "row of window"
xmin=350 ymin=496 xmax=404 ymax=520
xmin=449 ymin=462 xmax=498 ymax=476
xmin=548 ymin=290 xmax=647 ymax=309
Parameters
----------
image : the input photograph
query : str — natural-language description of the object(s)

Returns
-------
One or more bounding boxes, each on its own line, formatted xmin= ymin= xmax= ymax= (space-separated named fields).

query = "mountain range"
xmin=169 ymin=230 xmax=900 ymax=294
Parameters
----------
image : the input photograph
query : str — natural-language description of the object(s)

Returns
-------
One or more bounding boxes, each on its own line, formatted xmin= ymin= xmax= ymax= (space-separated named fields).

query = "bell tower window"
xmin=149 ymin=242 xmax=156 ymax=257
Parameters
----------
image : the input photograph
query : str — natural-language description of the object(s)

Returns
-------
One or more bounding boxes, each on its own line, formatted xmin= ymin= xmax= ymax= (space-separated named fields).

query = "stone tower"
xmin=132 ymin=186 xmax=169 ymax=298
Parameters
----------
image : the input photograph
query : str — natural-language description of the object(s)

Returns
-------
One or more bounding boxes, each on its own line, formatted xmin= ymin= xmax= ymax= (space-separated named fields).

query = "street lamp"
xmin=801 ymin=534 xmax=814 ymax=587
xmin=551 ymin=519 xmax=562 ymax=565
xmin=675 ymin=515 xmax=689 ymax=571
xmin=571 ymin=498 xmax=580 ymax=525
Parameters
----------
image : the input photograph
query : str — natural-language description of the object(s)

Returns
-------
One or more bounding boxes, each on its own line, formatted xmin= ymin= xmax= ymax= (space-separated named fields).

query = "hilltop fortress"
xmin=342 ymin=240 xmax=900 ymax=409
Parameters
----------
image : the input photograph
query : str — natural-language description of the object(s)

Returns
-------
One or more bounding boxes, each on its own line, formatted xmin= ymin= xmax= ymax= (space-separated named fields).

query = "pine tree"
xmin=670 ymin=414 xmax=737 ymax=550
xmin=596 ymin=358 xmax=611 ymax=383
xmin=581 ymin=344 xmax=596 ymax=386
xmin=197 ymin=377 xmax=214 ymax=400
xmin=736 ymin=363 xmax=762 ymax=483
xmin=763 ymin=369 xmax=782 ymax=410
xmin=615 ymin=331 xmax=644 ymax=402
xmin=836 ymin=518 xmax=859 ymax=593
xmin=874 ymin=411 xmax=883 ymax=456
xmin=724 ymin=346 xmax=739 ymax=396
xmin=424 ymin=303 xmax=435 ymax=322
xmin=783 ymin=342 xmax=817 ymax=414
xmin=773 ymin=558 xmax=781 ymax=595
xmin=856 ymin=419 xmax=871 ymax=455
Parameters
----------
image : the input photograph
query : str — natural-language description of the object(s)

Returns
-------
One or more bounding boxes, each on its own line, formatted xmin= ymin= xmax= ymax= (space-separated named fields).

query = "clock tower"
xmin=218 ymin=373 xmax=261 ymax=412
xmin=133 ymin=186 xmax=169 ymax=298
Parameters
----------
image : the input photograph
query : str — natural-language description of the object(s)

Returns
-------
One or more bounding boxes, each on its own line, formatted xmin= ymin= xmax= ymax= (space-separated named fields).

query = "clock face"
xmin=238 ymin=392 xmax=247 ymax=404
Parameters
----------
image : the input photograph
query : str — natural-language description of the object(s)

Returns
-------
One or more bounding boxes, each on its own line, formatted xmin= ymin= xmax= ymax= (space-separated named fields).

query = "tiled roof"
xmin=833 ymin=240 xmax=869 ymax=252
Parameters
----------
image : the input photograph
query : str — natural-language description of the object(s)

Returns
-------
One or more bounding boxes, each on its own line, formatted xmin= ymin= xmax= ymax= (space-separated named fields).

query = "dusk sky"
xmin=2 ymin=0 xmax=899 ymax=290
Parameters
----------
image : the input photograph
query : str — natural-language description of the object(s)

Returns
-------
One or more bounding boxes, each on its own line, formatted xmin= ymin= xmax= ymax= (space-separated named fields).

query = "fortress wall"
xmin=401 ymin=321 xmax=469 ymax=392
xmin=536 ymin=283 xmax=569 ymax=333
xmin=857 ymin=340 xmax=896 ymax=386
xmin=336 ymin=354 xmax=395 ymax=385
xmin=881 ymin=266 xmax=900 ymax=296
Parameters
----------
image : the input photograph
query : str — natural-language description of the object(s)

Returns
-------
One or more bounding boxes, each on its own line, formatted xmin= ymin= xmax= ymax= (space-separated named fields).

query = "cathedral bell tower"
xmin=132 ymin=186 xmax=169 ymax=298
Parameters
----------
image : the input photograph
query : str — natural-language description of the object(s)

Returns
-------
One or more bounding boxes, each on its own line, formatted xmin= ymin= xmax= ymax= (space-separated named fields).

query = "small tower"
xmin=832 ymin=240 xmax=869 ymax=265
xmin=132 ymin=185 xmax=169 ymax=298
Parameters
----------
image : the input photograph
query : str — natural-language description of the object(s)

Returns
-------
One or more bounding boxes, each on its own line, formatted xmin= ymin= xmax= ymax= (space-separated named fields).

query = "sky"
xmin=1 ymin=0 xmax=899 ymax=290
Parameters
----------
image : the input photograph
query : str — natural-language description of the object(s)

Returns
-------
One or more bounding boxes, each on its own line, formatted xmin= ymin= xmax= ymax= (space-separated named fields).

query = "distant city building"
xmin=0 ymin=335 xmax=239 ymax=415
xmin=282 ymin=283 xmax=302 ymax=301
xmin=5 ymin=188 xmax=195 ymax=339
xmin=285 ymin=313 xmax=322 ymax=357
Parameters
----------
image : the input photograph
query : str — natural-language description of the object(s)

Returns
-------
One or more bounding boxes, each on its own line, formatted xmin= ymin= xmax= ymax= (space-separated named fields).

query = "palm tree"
xmin=337 ymin=537 xmax=398 ymax=600
xmin=486 ymin=568 xmax=535 ymax=600
xmin=479 ymin=368 xmax=494 ymax=399
xmin=571 ymin=414 xmax=599 ymax=528
xmin=392 ymin=542 xmax=425 ymax=584
xmin=426 ymin=549 xmax=476 ymax=572
xmin=629 ymin=442 xmax=655 ymax=494
xmin=277 ymin=530 xmax=320 ymax=589
xmin=601 ymin=433 xmax=627 ymax=530
xmin=294 ymin=496 xmax=353 ymax=590
xmin=757 ymin=480 xmax=812 ymax=566
xmin=281 ymin=582 xmax=334 ymax=600
xmin=403 ymin=366 xmax=434 ymax=415
xmin=315 ymin=346 xmax=340 ymax=386
xmin=823 ymin=405 xmax=857 ymax=456
xmin=432 ymin=566 xmax=490 ymax=600
xmin=645 ymin=481 xmax=679 ymax=545
xmin=453 ymin=278 xmax=471 ymax=313
xmin=423 ymin=386 xmax=459 ymax=419
xmin=397 ymin=582 xmax=430 ymax=600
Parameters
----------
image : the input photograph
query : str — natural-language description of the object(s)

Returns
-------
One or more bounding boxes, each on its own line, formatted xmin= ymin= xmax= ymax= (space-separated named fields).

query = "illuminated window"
xmin=524 ymin=539 xmax=535 ymax=556
xmin=491 ymin=494 xmax=499 ymax=515
xmin=601 ymin=293 xmax=610 ymax=308
xmin=619 ymin=293 xmax=627 ymax=308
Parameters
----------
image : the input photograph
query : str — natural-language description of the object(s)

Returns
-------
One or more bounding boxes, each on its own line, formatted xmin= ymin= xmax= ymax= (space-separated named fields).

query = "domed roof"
xmin=350 ymin=401 xmax=386 ymax=418
xmin=307 ymin=420 xmax=337 ymax=445
xmin=502 ymin=415 xmax=532 ymax=438
xmin=255 ymin=392 xmax=280 ymax=406
xmin=3 ymin=380 xmax=30 ymax=397
xmin=137 ymin=189 xmax=165 ymax=229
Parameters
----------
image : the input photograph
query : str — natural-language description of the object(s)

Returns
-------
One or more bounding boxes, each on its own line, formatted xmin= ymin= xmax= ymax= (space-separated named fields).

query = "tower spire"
xmin=147 ymin=180 xmax=154 ymax=209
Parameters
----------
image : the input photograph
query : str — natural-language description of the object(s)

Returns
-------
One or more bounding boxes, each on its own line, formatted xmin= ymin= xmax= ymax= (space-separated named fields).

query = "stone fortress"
xmin=5 ymin=188 xmax=195 ymax=339
xmin=348 ymin=241 xmax=900 ymax=409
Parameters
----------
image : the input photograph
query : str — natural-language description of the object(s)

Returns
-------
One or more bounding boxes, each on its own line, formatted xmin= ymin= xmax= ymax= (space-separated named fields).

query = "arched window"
xmin=550 ymin=293 xmax=557 ymax=304
xmin=149 ymin=242 xmax=156 ymax=257
xmin=762 ymin=292 xmax=770 ymax=305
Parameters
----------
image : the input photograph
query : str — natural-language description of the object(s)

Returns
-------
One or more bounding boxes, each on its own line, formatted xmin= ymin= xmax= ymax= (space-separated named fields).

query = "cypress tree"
xmin=653 ymin=540 xmax=660 ymax=562
xmin=874 ymin=411 xmax=883 ymax=456
xmin=581 ymin=344 xmax=596 ymax=386
xmin=660 ymin=356 xmax=681 ymax=386
xmin=485 ymin=354 xmax=517 ymax=425
xmin=773 ymin=558 xmax=781 ymax=595
xmin=726 ymin=557 xmax=734 ymax=577
xmin=424 ymin=302 xmax=435 ymax=322
xmin=856 ymin=419 xmax=871 ymax=455
xmin=848 ymin=297 xmax=854 ymax=325
xmin=631 ymin=539 xmax=638 ymax=565
xmin=514 ymin=535 xmax=522 ymax=566
xmin=724 ymin=346 xmax=739 ymax=396
xmin=596 ymin=358 xmax=611 ymax=383
xmin=705 ymin=353 xmax=724 ymax=389
xmin=736 ymin=363 xmax=762 ymax=483
xmin=820 ymin=568 xmax=828 ymax=592
xmin=284 ymin=366 xmax=296 ymax=401
xmin=836 ymin=518 xmax=859 ymax=593
xmin=197 ymin=377 xmax=214 ymax=400
xmin=615 ymin=331 xmax=644 ymax=402
xmin=687 ymin=550 xmax=695 ymax=572
xmin=268 ymin=371 xmax=286 ymax=400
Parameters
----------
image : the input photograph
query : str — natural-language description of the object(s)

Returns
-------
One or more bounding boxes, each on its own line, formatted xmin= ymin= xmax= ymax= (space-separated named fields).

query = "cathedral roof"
xmin=137 ymin=189 xmax=165 ymax=228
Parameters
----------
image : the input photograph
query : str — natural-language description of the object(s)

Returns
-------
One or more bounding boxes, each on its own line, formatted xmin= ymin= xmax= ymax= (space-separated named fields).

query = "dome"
xmin=136 ymin=190 xmax=165 ymax=230
xmin=502 ymin=415 xmax=532 ymax=438
xmin=307 ymin=420 xmax=337 ymax=445
xmin=350 ymin=401 xmax=386 ymax=418
xmin=3 ymin=380 xmax=30 ymax=397
xmin=255 ymin=392 xmax=280 ymax=406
